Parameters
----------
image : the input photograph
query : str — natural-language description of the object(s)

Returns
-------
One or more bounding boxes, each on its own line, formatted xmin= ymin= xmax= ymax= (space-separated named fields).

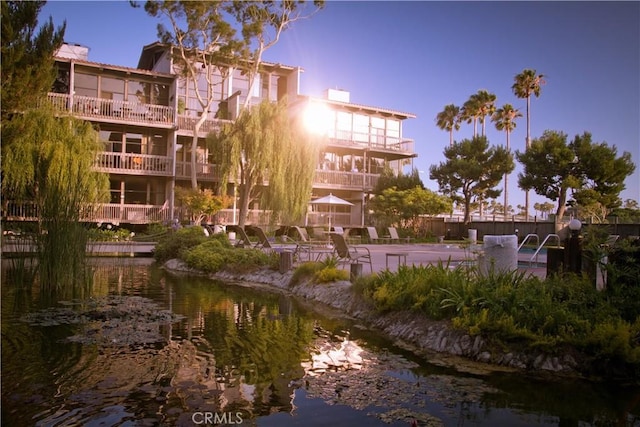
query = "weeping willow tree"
xmin=208 ymin=99 xmax=322 ymax=227
xmin=2 ymin=108 xmax=109 ymax=292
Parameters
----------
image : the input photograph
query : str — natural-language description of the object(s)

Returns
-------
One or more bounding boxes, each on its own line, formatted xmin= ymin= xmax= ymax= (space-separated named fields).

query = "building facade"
xmin=4 ymin=43 xmax=417 ymax=228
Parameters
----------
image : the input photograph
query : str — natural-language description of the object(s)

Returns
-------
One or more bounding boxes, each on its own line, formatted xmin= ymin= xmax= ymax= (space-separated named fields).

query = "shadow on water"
xmin=1 ymin=258 xmax=638 ymax=426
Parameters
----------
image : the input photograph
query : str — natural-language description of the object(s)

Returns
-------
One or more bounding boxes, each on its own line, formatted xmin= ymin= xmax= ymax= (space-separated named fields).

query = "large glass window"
xmin=353 ymin=114 xmax=369 ymax=144
xmin=387 ymin=119 xmax=400 ymax=144
xmin=74 ymin=73 xmax=98 ymax=97
xmin=99 ymin=128 xmax=124 ymax=152
xmin=100 ymin=76 xmax=124 ymax=100
xmin=150 ymin=83 xmax=169 ymax=105
xmin=371 ymin=117 xmax=385 ymax=145
xmin=128 ymin=81 xmax=146 ymax=104
xmin=335 ymin=111 xmax=352 ymax=140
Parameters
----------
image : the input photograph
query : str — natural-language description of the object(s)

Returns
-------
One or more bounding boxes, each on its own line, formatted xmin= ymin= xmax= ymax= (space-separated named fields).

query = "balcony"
xmin=177 ymin=115 xmax=231 ymax=135
xmin=47 ymin=93 xmax=174 ymax=128
xmin=175 ymin=161 xmax=222 ymax=182
xmin=2 ymin=201 xmax=171 ymax=225
xmin=95 ymin=152 xmax=172 ymax=176
xmin=312 ymin=170 xmax=379 ymax=191
xmin=327 ymin=130 xmax=415 ymax=158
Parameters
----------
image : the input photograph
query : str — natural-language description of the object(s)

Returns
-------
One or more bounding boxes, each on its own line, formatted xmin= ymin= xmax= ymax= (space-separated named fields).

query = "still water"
xmin=2 ymin=259 xmax=638 ymax=426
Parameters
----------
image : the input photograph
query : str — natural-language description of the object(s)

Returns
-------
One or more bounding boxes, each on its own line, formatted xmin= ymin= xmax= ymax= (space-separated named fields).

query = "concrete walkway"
xmin=314 ymin=242 xmax=548 ymax=279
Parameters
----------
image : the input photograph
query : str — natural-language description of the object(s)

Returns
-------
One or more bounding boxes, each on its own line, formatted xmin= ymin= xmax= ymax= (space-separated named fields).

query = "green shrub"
xmin=585 ymin=318 xmax=640 ymax=364
xmin=606 ymin=237 xmax=640 ymax=322
xmin=361 ymin=262 xmax=640 ymax=364
xmin=153 ymin=227 xmax=207 ymax=262
xmin=362 ymin=263 xmax=465 ymax=317
xmin=182 ymin=241 xmax=273 ymax=274
xmin=87 ymin=227 xmax=134 ymax=242
xmin=314 ymin=266 xmax=349 ymax=283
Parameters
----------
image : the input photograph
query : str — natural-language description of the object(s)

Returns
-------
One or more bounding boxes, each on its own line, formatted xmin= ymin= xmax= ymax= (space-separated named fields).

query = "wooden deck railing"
xmin=175 ymin=161 xmax=222 ymax=181
xmin=95 ymin=152 xmax=172 ymax=175
xmin=176 ymin=115 xmax=231 ymax=134
xmin=312 ymin=170 xmax=379 ymax=190
xmin=2 ymin=202 xmax=172 ymax=225
xmin=329 ymin=130 xmax=414 ymax=153
xmin=3 ymin=202 xmax=362 ymax=227
xmin=47 ymin=93 xmax=174 ymax=127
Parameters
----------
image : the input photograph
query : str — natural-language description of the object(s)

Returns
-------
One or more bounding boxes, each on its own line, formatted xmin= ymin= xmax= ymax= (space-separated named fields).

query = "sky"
xmin=42 ymin=0 xmax=640 ymax=212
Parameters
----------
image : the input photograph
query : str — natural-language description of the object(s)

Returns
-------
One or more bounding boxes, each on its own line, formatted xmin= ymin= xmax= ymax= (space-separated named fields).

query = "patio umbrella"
xmin=310 ymin=193 xmax=353 ymax=230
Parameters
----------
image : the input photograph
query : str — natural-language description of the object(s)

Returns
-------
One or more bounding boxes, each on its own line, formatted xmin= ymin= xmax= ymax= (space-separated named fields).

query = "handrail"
xmin=517 ymin=233 xmax=539 ymax=251
xmin=530 ymin=233 xmax=561 ymax=266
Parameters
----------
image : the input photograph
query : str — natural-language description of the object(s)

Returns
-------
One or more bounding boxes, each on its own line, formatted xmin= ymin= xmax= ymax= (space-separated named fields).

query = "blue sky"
xmin=42 ymin=1 xmax=640 ymax=211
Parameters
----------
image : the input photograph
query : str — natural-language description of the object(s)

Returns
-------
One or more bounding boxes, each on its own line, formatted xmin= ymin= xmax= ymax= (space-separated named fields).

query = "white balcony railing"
xmin=312 ymin=170 xmax=379 ymax=190
xmin=47 ymin=93 xmax=174 ymax=127
xmin=2 ymin=202 xmax=172 ymax=225
xmin=95 ymin=152 xmax=172 ymax=175
xmin=329 ymin=130 xmax=414 ymax=153
xmin=175 ymin=161 xmax=221 ymax=181
xmin=177 ymin=115 xmax=231 ymax=134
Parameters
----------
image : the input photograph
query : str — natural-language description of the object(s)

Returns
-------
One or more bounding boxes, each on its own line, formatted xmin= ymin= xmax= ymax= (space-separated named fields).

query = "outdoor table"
xmin=386 ymin=252 xmax=408 ymax=269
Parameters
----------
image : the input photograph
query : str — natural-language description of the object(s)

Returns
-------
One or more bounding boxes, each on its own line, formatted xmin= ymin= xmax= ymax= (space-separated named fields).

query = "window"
xmin=336 ymin=111 xmax=351 ymax=140
xmin=371 ymin=117 xmax=386 ymax=145
xmin=353 ymin=114 xmax=369 ymax=143
xmin=387 ymin=119 xmax=400 ymax=144
xmin=100 ymin=77 xmax=124 ymax=100
xmin=128 ymin=81 xmax=146 ymax=103
xmin=74 ymin=73 xmax=98 ymax=97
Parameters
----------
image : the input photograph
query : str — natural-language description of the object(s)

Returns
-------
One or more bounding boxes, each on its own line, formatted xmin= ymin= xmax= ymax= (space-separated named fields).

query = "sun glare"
xmin=303 ymin=102 xmax=332 ymax=135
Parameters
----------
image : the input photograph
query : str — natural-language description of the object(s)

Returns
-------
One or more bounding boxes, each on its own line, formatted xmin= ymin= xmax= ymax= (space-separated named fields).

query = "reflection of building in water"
xmin=302 ymin=337 xmax=365 ymax=375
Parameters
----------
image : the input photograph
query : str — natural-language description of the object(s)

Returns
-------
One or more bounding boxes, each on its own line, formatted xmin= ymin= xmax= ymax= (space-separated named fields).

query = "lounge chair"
xmin=286 ymin=226 xmax=334 ymax=261
xmin=332 ymin=226 xmax=345 ymax=235
xmin=330 ymin=232 xmax=373 ymax=273
xmin=228 ymin=225 xmax=258 ymax=248
xmin=387 ymin=227 xmax=412 ymax=243
xmin=246 ymin=225 xmax=299 ymax=255
xmin=366 ymin=226 xmax=389 ymax=244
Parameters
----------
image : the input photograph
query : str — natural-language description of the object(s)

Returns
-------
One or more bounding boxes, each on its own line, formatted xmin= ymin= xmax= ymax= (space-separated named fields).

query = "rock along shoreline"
xmin=162 ymin=259 xmax=630 ymax=382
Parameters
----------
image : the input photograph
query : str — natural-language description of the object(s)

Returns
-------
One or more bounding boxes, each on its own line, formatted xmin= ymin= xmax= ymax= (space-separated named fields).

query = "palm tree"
xmin=460 ymin=95 xmax=482 ymax=137
xmin=492 ymin=103 xmax=522 ymax=218
xmin=435 ymin=104 xmax=460 ymax=146
xmin=512 ymin=68 xmax=545 ymax=219
xmin=474 ymin=90 xmax=497 ymax=136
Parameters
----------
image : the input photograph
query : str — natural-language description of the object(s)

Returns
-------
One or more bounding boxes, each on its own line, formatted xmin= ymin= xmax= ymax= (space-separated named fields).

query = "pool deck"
xmin=1 ymin=238 xmax=550 ymax=279
xmin=310 ymin=242 xmax=549 ymax=279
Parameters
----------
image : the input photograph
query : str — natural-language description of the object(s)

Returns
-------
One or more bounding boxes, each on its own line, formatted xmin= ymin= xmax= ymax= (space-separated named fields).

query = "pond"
xmin=2 ymin=259 xmax=638 ymax=426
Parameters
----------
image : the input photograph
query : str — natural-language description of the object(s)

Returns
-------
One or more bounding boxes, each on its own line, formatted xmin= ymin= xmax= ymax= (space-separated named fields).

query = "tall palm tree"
xmin=512 ymin=68 xmax=545 ymax=219
xmin=435 ymin=104 xmax=460 ymax=146
xmin=460 ymin=95 xmax=482 ymax=137
xmin=474 ymin=90 xmax=497 ymax=136
xmin=492 ymin=103 xmax=522 ymax=218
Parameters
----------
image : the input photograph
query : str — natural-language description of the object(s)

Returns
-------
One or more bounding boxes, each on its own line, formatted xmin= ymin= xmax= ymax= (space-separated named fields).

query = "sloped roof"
xmin=303 ymin=95 xmax=416 ymax=119
xmin=137 ymin=41 xmax=301 ymax=73
xmin=55 ymin=55 xmax=175 ymax=80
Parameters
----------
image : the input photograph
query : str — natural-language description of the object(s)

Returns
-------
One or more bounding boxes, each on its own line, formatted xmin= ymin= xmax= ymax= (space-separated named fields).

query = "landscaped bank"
xmin=162 ymin=257 xmax=637 ymax=384
xmin=157 ymin=228 xmax=640 ymax=384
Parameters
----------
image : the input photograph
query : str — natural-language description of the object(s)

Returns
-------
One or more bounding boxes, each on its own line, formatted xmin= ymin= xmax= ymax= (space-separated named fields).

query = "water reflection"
xmin=2 ymin=259 xmax=639 ymax=426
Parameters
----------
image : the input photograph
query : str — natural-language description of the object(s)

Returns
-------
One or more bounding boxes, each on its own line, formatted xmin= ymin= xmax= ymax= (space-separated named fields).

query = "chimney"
xmin=56 ymin=42 xmax=90 ymax=61
xmin=324 ymin=88 xmax=350 ymax=103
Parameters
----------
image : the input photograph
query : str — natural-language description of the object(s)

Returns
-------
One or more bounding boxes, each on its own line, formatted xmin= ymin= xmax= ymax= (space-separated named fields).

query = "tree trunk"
xmin=238 ymin=183 xmax=251 ymax=228
xmin=504 ymin=130 xmax=510 ymax=219
xmin=524 ymin=96 xmax=531 ymax=220
xmin=554 ymin=187 xmax=568 ymax=232
xmin=191 ymin=111 xmax=209 ymax=189
xmin=463 ymin=195 xmax=472 ymax=224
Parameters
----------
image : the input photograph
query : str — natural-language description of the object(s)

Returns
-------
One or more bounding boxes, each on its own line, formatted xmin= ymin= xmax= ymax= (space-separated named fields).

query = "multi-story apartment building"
xmin=4 ymin=42 xmax=417 ymax=228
